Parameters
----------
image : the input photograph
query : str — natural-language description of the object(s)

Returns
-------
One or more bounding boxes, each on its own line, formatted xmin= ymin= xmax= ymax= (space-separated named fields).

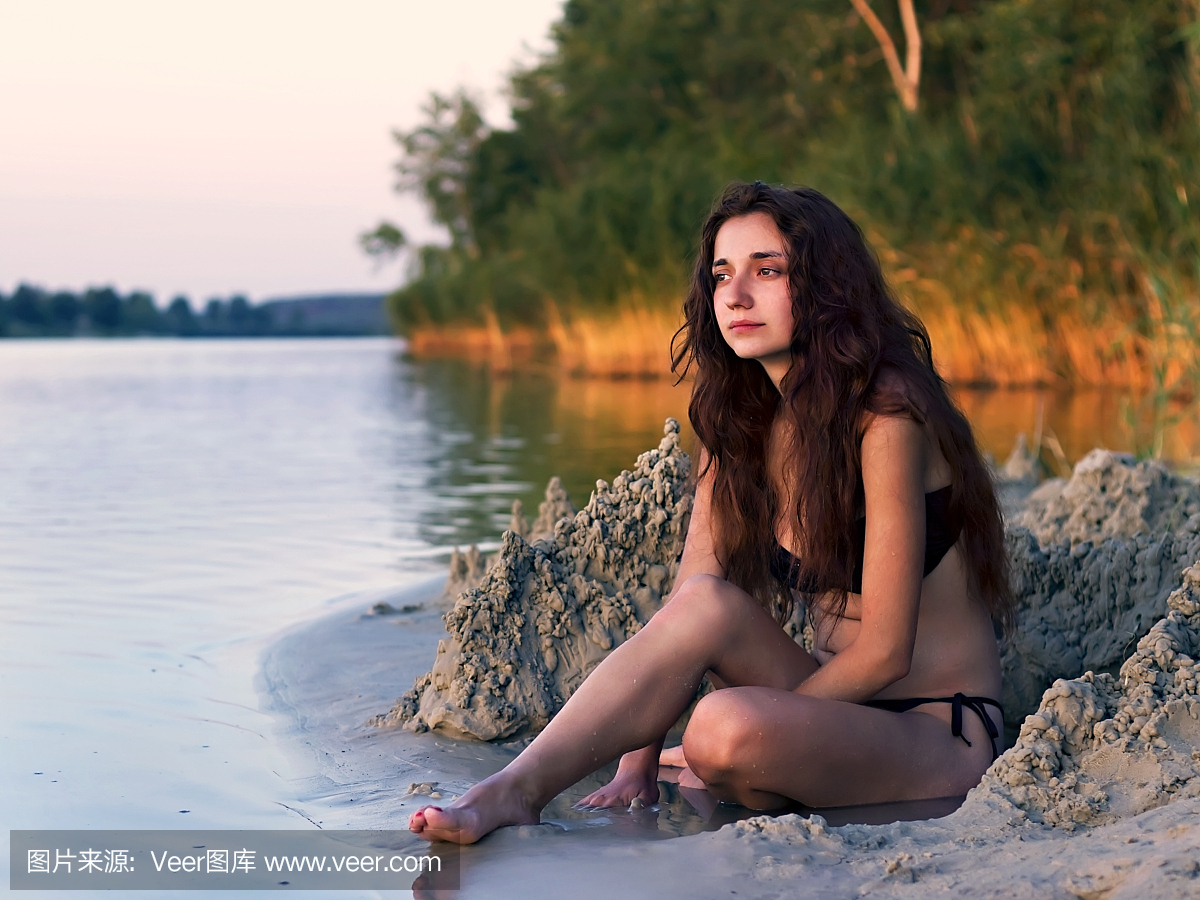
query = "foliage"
xmin=1117 ymin=261 xmax=1200 ymax=457
xmin=359 ymin=221 xmax=407 ymax=259
xmin=0 ymin=285 xmax=383 ymax=338
xmin=379 ymin=0 xmax=1200 ymax=359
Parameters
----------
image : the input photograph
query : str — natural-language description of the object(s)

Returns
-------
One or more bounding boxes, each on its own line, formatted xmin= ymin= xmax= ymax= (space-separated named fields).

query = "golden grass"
xmin=882 ymin=225 xmax=1200 ymax=393
xmin=403 ymin=306 xmax=1199 ymax=388
xmin=544 ymin=299 xmax=682 ymax=378
xmin=405 ymin=301 xmax=1199 ymax=391
xmin=403 ymin=309 xmax=542 ymax=372
xmin=400 ymin=237 xmax=1199 ymax=393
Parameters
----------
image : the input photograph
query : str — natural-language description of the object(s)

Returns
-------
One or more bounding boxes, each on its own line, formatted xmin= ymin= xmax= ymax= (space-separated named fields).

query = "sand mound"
xmin=1001 ymin=526 xmax=1200 ymax=723
xmin=520 ymin=476 xmax=580 ymax=543
xmin=999 ymin=431 xmax=1041 ymax=486
xmin=973 ymin=559 xmax=1200 ymax=827
xmin=441 ymin=544 xmax=488 ymax=604
xmin=373 ymin=420 xmax=692 ymax=740
xmin=1000 ymin=452 xmax=1200 ymax=722
xmin=1013 ymin=449 xmax=1200 ymax=546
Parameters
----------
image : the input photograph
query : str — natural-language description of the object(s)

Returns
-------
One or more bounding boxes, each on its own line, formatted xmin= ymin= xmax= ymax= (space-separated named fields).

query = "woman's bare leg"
xmin=409 ymin=575 xmax=817 ymax=843
xmin=679 ymin=686 xmax=999 ymax=811
xmin=579 ymin=671 xmax=732 ymax=809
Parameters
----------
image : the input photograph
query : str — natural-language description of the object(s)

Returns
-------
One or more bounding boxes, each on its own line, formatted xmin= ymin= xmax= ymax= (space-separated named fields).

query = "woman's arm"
xmin=664 ymin=445 xmax=725 ymax=602
xmin=793 ymin=414 xmax=928 ymax=702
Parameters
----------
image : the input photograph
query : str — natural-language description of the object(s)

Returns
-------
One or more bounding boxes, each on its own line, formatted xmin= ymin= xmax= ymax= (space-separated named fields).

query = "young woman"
xmin=410 ymin=182 xmax=1013 ymax=844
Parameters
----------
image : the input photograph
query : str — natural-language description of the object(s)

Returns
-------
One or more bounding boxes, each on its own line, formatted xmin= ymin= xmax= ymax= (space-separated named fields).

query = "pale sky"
xmin=0 ymin=0 xmax=564 ymax=303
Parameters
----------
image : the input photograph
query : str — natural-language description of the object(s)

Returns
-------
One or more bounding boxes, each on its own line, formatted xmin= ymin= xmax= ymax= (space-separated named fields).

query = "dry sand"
xmin=1013 ymin=449 xmax=1200 ymax=545
xmin=1001 ymin=450 xmax=1200 ymax=722
xmin=263 ymin=434 xmax=1200 ymax=897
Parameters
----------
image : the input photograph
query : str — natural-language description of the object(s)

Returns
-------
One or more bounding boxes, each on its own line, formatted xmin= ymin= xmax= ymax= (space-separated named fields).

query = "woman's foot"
xmin=659 ymin=744 xmax=687 ymax=768
xmin=576 ymin=766 xmax=659 ymax=809
xmin=409 ymin=774 xmax=540 ymax=844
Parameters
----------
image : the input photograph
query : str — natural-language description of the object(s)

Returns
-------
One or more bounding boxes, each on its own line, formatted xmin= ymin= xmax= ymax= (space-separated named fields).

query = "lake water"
xmin=1 ymin=338 xmax=1195 ymax=888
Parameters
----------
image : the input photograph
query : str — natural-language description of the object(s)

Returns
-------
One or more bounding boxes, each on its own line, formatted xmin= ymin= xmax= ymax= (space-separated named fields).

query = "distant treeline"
xmin=0 ymin=285 xmax=388 ymax=338
xmin=371 ymin=0 xmax=1200 ymax=385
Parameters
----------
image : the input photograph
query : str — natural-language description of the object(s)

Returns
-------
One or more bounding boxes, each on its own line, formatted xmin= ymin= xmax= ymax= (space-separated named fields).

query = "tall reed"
xmin=399 ymin=225 xmax=1200 ymax=394
xmin=544 ymin=299 xmax=681 ymax=378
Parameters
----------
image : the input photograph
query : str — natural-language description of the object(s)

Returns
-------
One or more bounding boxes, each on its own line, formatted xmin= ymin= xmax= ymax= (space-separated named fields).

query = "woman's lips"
xmin=727 ymin=320 xmax=763 ymax=333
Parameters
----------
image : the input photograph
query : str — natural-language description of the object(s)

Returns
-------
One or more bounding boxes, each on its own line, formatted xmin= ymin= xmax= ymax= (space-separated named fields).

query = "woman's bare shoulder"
xmin=859 ymin=412 xmax=927 ymax=474
xmin=860 ymin=383 xmax=952 ymax=491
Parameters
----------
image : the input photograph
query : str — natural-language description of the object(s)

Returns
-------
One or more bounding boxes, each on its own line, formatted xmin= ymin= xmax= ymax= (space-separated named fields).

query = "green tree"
xmin=228 ymin=295 xmax=251 ymax=333
xmin=359 ymin=221 xmax=407 ymax=259
xmin=85 ymin=288 xmax=122 ymax=332
xmin=123 ymin=291 xmax=161 ymax=334
xmin=394 ymin=91 xmax=488 ymax=251
xmin=11 ymin=285 xmax=47 ymax=329
xmin=203 ymin=299 xmax=225 ymax=334
xmin=165 ymin=296 xmax=198 ymax=335
xmin=50 ymin=292 xmax=80 ymax=333
xmin=374 ymin=0 xmax=1200 ymax=335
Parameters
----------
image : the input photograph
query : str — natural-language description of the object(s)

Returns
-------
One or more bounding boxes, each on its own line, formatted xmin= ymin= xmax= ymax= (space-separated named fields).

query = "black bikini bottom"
xmin=864 ymin=693 xmax=1003 ymax=760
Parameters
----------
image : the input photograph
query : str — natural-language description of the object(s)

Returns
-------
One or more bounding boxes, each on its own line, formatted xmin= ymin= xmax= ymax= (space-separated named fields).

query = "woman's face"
xmin=711 ymin=212 xmax=794 ymax=387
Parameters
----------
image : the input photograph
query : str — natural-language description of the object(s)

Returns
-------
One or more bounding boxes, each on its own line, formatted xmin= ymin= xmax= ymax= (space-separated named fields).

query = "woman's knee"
xmin=681 ymin=690 xmax=769 ymax=783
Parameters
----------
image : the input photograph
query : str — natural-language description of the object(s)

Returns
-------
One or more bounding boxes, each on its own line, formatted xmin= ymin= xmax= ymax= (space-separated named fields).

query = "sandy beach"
xmin=259 ymin=422 xmax=1200 ymax=898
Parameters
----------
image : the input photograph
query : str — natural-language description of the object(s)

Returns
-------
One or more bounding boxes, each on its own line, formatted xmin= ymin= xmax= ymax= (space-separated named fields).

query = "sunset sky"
xmin=0 ymin=0 xmax=563 ymax=303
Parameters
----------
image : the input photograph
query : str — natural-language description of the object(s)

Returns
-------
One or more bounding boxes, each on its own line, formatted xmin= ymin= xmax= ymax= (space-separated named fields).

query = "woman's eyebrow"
xmin=711 ymin=250 xmax=784 ymax=269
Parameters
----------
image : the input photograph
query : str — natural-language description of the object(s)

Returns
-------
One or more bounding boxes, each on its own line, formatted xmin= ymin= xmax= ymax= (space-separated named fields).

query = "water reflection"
xmin=955 ymin=388 xmax=1199 ymax=473
xmin=399 ymin=358 xmax=695 ymax=552
xmin=398 ymin=355 xmax=1199 ymax=558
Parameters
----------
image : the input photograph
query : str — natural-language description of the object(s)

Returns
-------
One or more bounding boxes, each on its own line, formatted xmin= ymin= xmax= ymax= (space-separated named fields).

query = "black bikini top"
xmin=769 ymin=485 xmax=962 ymax=595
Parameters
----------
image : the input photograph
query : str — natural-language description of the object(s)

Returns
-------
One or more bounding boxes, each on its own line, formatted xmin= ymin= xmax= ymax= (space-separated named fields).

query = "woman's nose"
xmin=725 ymin=274 xmax=753 ymax=308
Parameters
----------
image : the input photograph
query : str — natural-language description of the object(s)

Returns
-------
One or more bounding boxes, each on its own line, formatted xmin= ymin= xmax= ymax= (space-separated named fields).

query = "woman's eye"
xmin=759 ymin=267 xmax=776 ymax=276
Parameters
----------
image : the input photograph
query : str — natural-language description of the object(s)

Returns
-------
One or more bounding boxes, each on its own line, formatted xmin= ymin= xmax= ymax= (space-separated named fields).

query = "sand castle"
xmin=373 ymin=419 xmax=692 ymax=740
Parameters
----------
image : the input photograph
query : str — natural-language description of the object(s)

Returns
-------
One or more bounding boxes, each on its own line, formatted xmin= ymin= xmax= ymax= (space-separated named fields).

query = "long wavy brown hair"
xmin=672 ymin=182 xmax=1014 ymax=633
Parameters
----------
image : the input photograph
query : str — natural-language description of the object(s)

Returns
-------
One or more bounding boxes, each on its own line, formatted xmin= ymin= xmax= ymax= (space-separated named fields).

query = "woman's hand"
xmin=575 ymin=744 xmax=661 ymax=809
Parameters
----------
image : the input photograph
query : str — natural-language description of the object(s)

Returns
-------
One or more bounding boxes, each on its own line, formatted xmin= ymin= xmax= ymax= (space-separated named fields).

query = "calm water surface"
xmin=1 ymin=339 xmax=1195 ymax=875
xmin=0 ymin=339 xmax=702 ymax=855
